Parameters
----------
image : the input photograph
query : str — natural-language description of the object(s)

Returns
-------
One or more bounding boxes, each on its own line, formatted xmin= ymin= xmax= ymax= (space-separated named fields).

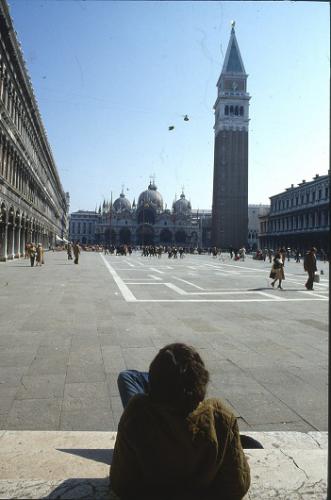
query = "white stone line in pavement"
xmin=112 ymin=268 xmax=147 ymax=271
xmin=164 ymin=282 xmax=187 ymax=295
xmin=149 ymin=267 xmax=164 ymax=274
xmin=126 ymin=282 xmax=164 ymax=285
xmin=187 ymin=290 xmax=264 ymax=295
xmin=297 ymin=290 xmax=329 ymax=299
xmin=173 ymin=276 xmax=204 ymax=290
xmin=126 ymin=261 xmax=135 ymax=267
xmin=256 ymin=291 xmax=284 ymax=300
xmin=100 ymin=254 xmax=136 ymax=302
xmin=148 ymin=275 xmax=162 ymax=281
xmin=133 ymin=297 xmax=328 ymax=303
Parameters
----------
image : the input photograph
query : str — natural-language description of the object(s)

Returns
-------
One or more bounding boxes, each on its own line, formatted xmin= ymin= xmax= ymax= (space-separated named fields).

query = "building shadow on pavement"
xmin=44 ymin=449 xmax=116 ymax=499
xmin=56 ymin=448 xmax=113 ymax=465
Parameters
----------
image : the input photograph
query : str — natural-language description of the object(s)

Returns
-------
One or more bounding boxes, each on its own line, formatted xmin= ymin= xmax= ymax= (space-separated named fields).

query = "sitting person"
xmin=110 ymin=343 xmax=256 ymax=500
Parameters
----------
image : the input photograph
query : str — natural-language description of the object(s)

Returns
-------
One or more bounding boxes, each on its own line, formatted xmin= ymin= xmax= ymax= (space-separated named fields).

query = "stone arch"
xmin=119 ymin=228 xmax=131 ymax=245
xmin=160 ymin=228 xmax=173 ymax=244
xmin=175 ymin=230 xmax=187 ymax=244
xmin=136 ymin=224 xmax=154 ymax=245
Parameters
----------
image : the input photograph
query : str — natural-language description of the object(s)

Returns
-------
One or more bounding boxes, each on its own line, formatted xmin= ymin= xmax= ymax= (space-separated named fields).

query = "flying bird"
xmin=168 ymin=126 xmax=175 ymax=131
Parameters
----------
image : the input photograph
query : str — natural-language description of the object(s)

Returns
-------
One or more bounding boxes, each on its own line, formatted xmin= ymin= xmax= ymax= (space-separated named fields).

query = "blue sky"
xmin=9 ymin=1 xmax=329 ymax=212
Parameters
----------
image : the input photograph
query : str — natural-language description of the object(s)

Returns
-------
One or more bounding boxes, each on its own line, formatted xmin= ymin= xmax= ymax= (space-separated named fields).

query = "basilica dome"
xmin=173 ymin=192 xmax=191 ymax=215
xmin=113 ymin=192 xmax=131 ymax=212
xmin=138 ymin=182 xmax=163 ymax=211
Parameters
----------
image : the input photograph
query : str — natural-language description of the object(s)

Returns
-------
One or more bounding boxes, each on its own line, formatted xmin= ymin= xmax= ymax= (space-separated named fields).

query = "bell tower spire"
xmin=212 ymin=23 xmax=250 ymax=249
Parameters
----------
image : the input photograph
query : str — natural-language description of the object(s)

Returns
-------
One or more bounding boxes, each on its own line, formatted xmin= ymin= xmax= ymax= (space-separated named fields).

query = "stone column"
xmin=20 ymin=224 xmax=25 ymax=256
xmin=0 ymin=222 xmax=8 ymax=261
xmin=7 ymin=223 xmax=14 ymax=260
xmin=14 ymin=223 xmax=20 ymax=258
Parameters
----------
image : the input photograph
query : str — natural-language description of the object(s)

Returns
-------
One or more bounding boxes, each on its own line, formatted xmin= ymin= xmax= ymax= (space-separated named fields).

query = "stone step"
xmin=0 ymin=431 xmax=327 ymax=499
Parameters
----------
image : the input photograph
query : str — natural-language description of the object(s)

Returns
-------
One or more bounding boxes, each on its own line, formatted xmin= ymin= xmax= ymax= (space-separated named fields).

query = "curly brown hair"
xmin=149 ymin=343 xmax=209 ymax=416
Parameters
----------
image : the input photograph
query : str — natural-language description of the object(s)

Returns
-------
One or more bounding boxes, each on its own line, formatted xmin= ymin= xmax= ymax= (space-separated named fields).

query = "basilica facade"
xmin=70 ymin=182 xmax=201 ymax=247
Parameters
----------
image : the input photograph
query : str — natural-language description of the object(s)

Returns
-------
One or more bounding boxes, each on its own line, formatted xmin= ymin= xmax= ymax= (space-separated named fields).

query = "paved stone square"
xmin=0 ymin=250 xmax=328 ymax=432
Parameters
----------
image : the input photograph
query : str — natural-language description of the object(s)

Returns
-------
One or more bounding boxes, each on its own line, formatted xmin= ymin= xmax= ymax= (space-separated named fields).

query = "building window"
xmin=77 ymin=223 xmax=81 ymax=234
xmin=230 ymin=105 xmax=234 ymax=115
xmin=225 ymin=105 xmax=229 ymax=115
xmin=318 ymin=189 xmax=322 ymax=199
xmin=240 ymin=106 xmax=244 ymax=116
xmin=301 ymin=195 xmax=304 ymax=205
xmin=312 ymin=191 xmax=315 ymax=202
xmin=326 ymin=187 xmax=329 ymax=198
xmin=306 ymin=193 xmax=309 ymax=203
xmin=235 ymin=106 xmax=239 ymax=116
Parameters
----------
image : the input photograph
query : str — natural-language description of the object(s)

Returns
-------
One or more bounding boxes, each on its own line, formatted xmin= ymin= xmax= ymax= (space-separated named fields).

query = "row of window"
xmin=0 ymin=45 xmax=64 ymax=216
xmin=261 ymin=210 xmax=329 ymax=233
xmin=224 ymin=105 xmax=244 ymax=117
xmin=271 ymin=186 xmax=329 ymax=212
xmin=0 ymin=133 xmax=58 ymax=221
xmin=70 ymin=222 xmax=94 ymax=234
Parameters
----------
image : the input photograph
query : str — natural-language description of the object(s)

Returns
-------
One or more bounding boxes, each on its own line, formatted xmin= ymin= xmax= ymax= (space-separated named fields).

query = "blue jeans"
xmin=117 ymin=370 xmax=149 ymax=409
xmin=117 ymin=370 xmax=263 ymax=449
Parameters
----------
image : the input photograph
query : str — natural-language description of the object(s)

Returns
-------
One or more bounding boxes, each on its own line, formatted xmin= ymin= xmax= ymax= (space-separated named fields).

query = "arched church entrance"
xmin=175 ymin=230 xmax=187 ymax=244
xmin=119 ymin=228 xmax=131 ymax=245
xmin=160 ymin=229 xmax=173 ymax=244
xmin=136 ymin=225 xmax=154 ymax=245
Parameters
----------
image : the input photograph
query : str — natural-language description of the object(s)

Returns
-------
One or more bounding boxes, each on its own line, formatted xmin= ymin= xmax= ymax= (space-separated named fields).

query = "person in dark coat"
xmin=304 ymin=247 xmax=317 ymax=290
xmin=110 ymin=343 xmax=251 ymax=500
xmin=73 ymin=242 xmax=80 ymax=264
xmin=27 ymin=243 xmax=36 ymax=267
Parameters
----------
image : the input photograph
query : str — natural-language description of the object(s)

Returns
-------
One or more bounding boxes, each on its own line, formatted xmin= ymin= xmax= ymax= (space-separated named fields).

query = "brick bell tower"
xmin=211 ymin=22 xmax=250 ymax=249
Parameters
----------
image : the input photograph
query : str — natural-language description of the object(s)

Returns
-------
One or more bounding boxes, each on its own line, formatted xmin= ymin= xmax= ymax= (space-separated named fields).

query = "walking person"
xmin=67 ymin=242 xmax=73 ymax=260
xmin=270 ymin=251 xmax=285 ymax=289
xmin=267 ymin=248 xmax=273 ymax=263
xmin=36 ymin=243 xmax=44 ymax=266
xmin=73 ymin=242 xmax=80 ymax=264
xmin=304 ymin=247 xmax=317 ymax=290
xmin=295 ymin=249 xmax=301 ymax=263
xmin=28 ymin=243 xmax=36 ymax=267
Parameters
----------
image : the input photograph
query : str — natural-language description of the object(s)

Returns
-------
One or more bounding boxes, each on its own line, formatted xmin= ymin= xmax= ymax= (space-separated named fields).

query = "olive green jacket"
xmin=110 ymin=395 xmax=250 ymax=500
